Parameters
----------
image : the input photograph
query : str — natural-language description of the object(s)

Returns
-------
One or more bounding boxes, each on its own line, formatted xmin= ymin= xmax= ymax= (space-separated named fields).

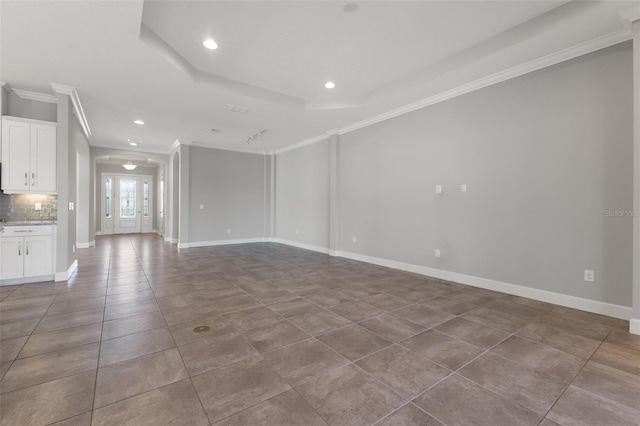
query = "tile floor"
xmin=0 ymin=234 xmax=639 ymax=426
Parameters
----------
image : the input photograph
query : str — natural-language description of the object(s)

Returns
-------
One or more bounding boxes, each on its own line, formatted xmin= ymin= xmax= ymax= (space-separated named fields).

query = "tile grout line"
xmin=89 ymin=233 xmax=114 ymax=425
xmin=144 ymin=238 xmax=230 ymax=425
xmin=2 ymin=268 xmax=69 ymax=386
xmin=540 ymin=325 xmax=618 ymax=421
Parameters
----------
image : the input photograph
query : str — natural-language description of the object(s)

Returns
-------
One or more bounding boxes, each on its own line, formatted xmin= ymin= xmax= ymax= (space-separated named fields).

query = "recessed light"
xmin=134 ymin=120 xmax=144 ymax=125
xmin=203 ymin=39 xmax=218 ymax=50
xmin=129 ymin=142 xmax=138 ymax=146
xmin=325 ymin=81 xmax=336 ymax=89
xmin=344 ymin=3 xmax=357 ymax=13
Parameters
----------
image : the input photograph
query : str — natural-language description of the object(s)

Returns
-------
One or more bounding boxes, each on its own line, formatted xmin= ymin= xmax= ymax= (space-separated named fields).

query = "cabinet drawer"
xmin=0 ymin=225 xmax=53 ymax=237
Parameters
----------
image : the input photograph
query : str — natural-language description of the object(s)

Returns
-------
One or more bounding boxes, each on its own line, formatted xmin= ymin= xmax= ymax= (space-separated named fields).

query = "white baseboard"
xmin=630 ymin=319 xmax=640 ymax=335
xmin=273 ymin=238 xmax=331 ymax=255
xmin=1 ymin=275 xmax=55 ymax=286
xmin=89 ymin=240 xmax=95 ymax=247
xmin=335 ymin=249 xmax=631 ymax=320
xmin=179 ymin=238 xmax=269 ymax=249
xmin=270 ymin=239 xmax=634 ymax=322
xmin=165 ymin=237 xmax=177 ymax=244
xmin=55 ymin=259 xmax=78 ymax=282
xmin=76 ymin=242 xmax=90 ymax=249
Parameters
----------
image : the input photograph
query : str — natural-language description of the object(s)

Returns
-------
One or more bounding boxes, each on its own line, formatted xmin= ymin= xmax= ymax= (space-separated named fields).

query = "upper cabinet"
xmin=1 ymin=116 xmax=57 ymax=193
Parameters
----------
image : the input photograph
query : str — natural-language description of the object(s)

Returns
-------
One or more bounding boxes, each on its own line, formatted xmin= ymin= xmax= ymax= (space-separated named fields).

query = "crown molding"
xmin=91 ymin=142 xmax=171 ymax=156
xmin=272 ymin=28 xmax=632 ymax=156
xmin=12 ymin=88 xmax=57 ymax=104
xmin=170 ymin=139 xmax=181 ymax=154
xmin=337 ymin=28 xmax=631 ymax=136
xmin=619 ymin=3 xmax=640 ymax=24
xmin=275 ymin=133 xmax=331 ymax=155
xmin=49 ymin=82 xmax=92 ymax=142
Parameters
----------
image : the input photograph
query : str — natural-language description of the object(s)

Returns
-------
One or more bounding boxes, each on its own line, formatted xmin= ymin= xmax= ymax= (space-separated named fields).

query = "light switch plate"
xmin=35 ymin=203 xmax=42 ymax=211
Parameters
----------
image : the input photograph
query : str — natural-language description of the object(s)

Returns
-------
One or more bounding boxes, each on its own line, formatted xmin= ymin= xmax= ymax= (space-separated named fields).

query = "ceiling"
xmin=0 ymin=1 xmax=637 ymax=155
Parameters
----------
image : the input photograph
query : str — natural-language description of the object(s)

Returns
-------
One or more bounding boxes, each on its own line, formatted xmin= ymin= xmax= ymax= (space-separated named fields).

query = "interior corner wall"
xmin=0 ymin=85 xmax=6 ymax=162
xmin=0 ymin=85 xmax=7 ymax=117
xmin=67 ymin=111 xmax=78 ymax=266
xmin=188 ymin=147 xmax=266 ymax=243
xmin=55 ymin=93 xmax=75 ymax=273
xmin=337 ymin=42 xmax=633 ymax=308
xmin=275 ymin=140 xmax=330 ymax=248
xmin=75 ymin=126 xmax=90 ymax=246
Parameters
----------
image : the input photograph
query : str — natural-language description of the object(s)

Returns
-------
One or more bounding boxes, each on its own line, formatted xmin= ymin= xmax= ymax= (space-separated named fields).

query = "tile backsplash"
xmin=0 ymin=193 xmax=57 ymax=221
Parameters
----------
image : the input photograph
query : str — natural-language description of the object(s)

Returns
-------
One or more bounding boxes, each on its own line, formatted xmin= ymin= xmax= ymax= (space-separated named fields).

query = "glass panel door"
xmin=114 ymin=177 xmax=141 ymax=234
xmin=120 ymin=179 xmax=137 ymax=218
xmin=141 ymin=178 xmax=152 ymax=233
xmin=102 ymin=175 xmax=114 ymax=234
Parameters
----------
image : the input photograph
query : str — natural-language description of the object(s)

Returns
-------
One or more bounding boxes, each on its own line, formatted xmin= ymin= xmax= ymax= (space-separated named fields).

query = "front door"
xmin=102 ymin=173 xmax=153 ymax=235
xmin=115 ymin=177 xmax=141 ymax=234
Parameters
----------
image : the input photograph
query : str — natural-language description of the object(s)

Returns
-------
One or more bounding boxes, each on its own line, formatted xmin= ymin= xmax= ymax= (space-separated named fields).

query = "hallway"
xmin=1 ymin=234 xmax=639 ymax=425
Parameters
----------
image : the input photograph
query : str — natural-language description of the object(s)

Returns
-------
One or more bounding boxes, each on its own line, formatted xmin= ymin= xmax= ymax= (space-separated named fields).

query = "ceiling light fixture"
xmin=129 ymin=142 xmax=138 ymax=146
xmin=134 ymin=120 xmax=144 ymax=125
xmin=203 ymin=39 xmax=218 ymax=50
xmin=122 ymin=160 xmax=137 ymax=171
xmin=325 ymin=81 xmax=336 ymax=89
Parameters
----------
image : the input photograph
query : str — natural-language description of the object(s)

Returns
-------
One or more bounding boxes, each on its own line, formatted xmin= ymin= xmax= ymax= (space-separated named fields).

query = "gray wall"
xmin=55 ymin=93 xmax=76 ymax=272
xmin=76 ymin=126 xmax=90 ymax=246
xmin=275 ymin=140 xmax=330 ymax=247
xmin=337 ymin=42 xmax=633 ymax=307
xmin=189 ymin=147 xmax=265 ymax=242
xmin=0 ymin=85 xmax=6 ymax=163
xmin=0 ymin=85 xmax=7 ymax=116
xmin=7 ymin=91 xmax=57 ymax=122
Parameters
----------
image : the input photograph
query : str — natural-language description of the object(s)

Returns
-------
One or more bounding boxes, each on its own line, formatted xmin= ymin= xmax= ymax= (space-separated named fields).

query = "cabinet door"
xmin=23 ymin=235 xmax=53 ymax=277
xmin=0 ymin=237 xmax=24 ymax=280
xmin=1 ymin=119 xmax=30 ymax=192
xmin=30 ymin=123 xmax=57 ymax=192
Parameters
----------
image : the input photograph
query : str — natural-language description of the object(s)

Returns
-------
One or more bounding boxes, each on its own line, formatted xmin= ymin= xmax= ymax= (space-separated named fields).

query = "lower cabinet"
xmin=0 ymin=226 xmax=53 ymax=281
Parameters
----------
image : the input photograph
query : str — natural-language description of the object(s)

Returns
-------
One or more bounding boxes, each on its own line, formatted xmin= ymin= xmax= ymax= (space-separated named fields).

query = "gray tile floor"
xmin=1 ymin=234 xmax=639 ymax=426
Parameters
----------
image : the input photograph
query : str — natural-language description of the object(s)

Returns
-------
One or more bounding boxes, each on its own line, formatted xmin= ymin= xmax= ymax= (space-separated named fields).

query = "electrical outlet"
xmin=199 ymin=204 xmax=204 ymax=210
xmin=352 ymin=236 xmax=357 ymax=243
xmin=584 ymin=269 xmax=595 ymax=282
xmin=435 ymin=249 xmax=441 ymax=258
xmin=35 ymin=203 xmax=42 ymax=211
xmin=227 ymin=228 xmax=231 ymax=234
xmin=435 ymin=185 xmax=442 ymax=194
xmin=461 ymin=184 xmax=467 ymax=192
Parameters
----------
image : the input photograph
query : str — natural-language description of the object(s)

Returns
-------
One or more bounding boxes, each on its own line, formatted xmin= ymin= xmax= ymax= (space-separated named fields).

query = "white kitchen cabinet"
xmin=1 ymin=116 xmax=57 ymax=193
xmin=0 ymin=226 xmax=54 ymax=281
xmin=0 ymin=237 xmax=23 ymax=280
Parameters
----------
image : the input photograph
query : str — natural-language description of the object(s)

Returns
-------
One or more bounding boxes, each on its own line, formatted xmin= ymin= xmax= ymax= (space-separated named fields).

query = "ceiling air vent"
xmin=224 ymin=104 xmax=250 ymax=114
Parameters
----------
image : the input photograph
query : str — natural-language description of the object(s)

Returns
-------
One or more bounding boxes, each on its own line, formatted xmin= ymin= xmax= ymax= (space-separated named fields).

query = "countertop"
xmin=0 ymin=220 xmax=57 ymax=227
